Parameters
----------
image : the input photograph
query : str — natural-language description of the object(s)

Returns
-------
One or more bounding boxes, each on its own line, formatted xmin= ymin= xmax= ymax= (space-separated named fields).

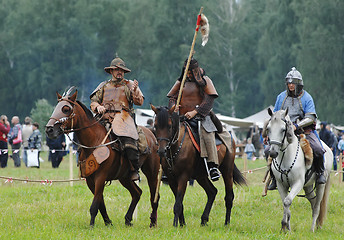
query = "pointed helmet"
xmin=104 ymin=56 xmax=131 ymax=74
xmin=285 ymin=67 xmax=303 ymax=95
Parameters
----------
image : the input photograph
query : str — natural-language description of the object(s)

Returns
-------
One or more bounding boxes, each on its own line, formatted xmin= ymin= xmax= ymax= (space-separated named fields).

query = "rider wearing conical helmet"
xmin=265 ymin=67 xmax=326 ymax=190
xmin=90 ymin=55 xmax=144 ymax=181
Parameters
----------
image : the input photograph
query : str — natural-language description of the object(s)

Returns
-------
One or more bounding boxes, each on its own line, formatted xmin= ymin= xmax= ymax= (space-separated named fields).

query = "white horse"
xmin=266 ymin=108 xmax=332 ymax=232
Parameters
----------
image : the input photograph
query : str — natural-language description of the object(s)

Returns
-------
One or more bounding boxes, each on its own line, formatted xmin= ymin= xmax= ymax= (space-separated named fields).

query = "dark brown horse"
xmin=151 ymin=105 xmax=246 ymax=227
xmin=45 ymin=89 xmax=160 ymax=227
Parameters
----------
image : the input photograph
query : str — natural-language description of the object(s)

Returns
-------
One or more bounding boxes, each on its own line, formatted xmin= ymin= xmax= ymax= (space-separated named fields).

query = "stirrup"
xmin=268 ymin=178 xmax=277 ymax=190
xmin=209 ymin=167 xmax=221 ymax=181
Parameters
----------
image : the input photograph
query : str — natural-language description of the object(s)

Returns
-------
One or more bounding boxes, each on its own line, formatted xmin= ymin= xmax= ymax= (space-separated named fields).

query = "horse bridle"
xmin=48 ymin=98 xmax=119 ymax=150
xmin=268 ymin=117 xmax=289 ymax=152
xmin=156 ymin=113 xmax=185 ymax=169
xmin=49 ymin=98 xmax=102 ymax=133
xmin=269 ymin=117 xmax=300 ymax=187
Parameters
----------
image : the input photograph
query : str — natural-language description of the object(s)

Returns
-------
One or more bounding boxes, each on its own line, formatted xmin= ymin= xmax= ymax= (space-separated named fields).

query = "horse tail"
xmin=233 ymin=163 xmax=247 ymax=186
xmin=317 ymin=174 xmax=331 ymax=227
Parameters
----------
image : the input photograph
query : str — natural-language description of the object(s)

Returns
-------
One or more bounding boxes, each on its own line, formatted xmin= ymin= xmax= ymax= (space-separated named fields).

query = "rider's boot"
xmin=125 ymin=148 xmax=140 ymax=181
xmin=314 ymin=156 xmax=326 ymax=184
xmin=208 ymin=162 xmax=221 ymax=182
xmin=268 ymin=170 xmax=277 ymax=190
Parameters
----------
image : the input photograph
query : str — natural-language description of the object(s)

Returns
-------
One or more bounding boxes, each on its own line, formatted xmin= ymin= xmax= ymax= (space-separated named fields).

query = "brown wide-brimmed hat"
xmin=104 ymin=57 xmax=131 ymax=74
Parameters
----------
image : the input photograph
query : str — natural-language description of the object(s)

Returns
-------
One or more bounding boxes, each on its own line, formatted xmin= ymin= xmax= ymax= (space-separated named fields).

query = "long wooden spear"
xmin=175 ymin=7 xmax=204 ymax=110
xmin=154 ymin=7 xmax=206 ymax=203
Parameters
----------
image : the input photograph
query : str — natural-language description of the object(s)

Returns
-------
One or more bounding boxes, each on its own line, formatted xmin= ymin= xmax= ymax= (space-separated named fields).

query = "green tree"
xmin=30 ymin=99 xmax=54 ymax=139
xmin=292 ymin=0 xmax=344 ymax=124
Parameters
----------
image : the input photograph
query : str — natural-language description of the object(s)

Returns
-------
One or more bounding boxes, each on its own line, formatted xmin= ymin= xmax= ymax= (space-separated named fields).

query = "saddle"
xmin=79 ymin=126 xmax=150 ymax=178
xmin=184 ymin=121 xmax=223 ymax=153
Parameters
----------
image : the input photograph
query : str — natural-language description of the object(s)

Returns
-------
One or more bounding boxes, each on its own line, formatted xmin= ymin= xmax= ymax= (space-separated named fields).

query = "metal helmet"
xmin=104 ymin=56 xmax=131 ymax=74
xmin=285 ymin=67 xmax=303 ymax=96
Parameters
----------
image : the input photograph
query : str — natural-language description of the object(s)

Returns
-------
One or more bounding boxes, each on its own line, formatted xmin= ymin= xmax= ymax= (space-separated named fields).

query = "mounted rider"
xmin=264 ymin=67 xmax=326 ymax=190
xmin=167 ymin=58 xmax=223 ymax=181
xmin=90 ymin=56 xmax=144 ymax=181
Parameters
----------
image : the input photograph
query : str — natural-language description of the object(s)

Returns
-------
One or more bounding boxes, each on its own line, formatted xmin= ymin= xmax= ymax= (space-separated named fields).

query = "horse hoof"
xmin=150 ymin=222 xmax=157 ymax=228
xmin=125 ymin=221 xmax=133 ymax=227
xmin=201 ymin=222 xmax=208 ymax=226
xmin=105 ymin=221 xmax=113 ymax=226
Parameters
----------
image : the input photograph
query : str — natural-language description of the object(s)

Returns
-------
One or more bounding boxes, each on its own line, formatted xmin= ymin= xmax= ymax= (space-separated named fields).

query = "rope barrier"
xmin=0 ymin=164 xmax=342 ymax=185
xmin=242 ymin=166 xmax=267 ymax=174
xmin=0 ymin=149 xmax=75 ymax=153
xmin=0 ymin=176 xmax=85 ymax=184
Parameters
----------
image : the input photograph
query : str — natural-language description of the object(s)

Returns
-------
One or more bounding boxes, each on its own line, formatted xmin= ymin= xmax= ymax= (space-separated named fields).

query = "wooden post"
xmin=154 ymin=165 xmax=162 ymax=203
xmin=69 ymin=146 xmax=73 ymax=186
xmin=133 ymin=180 xmax=139 ymax=219
xmin=243 ymin=153 xmax=247 ymax=179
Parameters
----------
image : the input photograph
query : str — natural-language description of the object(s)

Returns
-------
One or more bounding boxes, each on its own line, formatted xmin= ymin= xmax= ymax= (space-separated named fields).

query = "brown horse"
xmin=45 ymin=88 xmax=160 ymax=227
xmin=151 ymin=105 xmax=246 ymax=227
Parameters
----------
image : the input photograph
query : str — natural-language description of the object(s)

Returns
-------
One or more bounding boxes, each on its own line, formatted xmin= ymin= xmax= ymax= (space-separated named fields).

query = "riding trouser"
xmin=121 ymin=137 xmax=140 ymax=172
xmin=305 ymin=131 xmax=326 ymax=179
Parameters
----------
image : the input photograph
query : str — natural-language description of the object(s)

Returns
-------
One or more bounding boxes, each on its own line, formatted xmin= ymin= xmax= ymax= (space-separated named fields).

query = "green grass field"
xmin=0 ymin=152 xmax=343 ymax=240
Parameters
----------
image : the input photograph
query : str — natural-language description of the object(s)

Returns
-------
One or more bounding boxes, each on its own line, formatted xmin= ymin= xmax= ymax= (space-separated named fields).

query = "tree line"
xmin=0 ymin=0 xmax=343 ymax=125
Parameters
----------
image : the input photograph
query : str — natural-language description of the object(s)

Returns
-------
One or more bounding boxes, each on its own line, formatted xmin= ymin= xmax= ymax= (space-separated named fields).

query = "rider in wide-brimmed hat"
xmin=104 ymin=56 xmax=131 ymax=74
xmin=90 ymin=55 xmax=144 ymax=181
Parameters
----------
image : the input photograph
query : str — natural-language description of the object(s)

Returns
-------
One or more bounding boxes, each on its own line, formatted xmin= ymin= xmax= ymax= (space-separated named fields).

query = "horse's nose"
xmin=157 ymin=148 xmax=166 ymax=159
xmin=45 ymin=126 xmax=54 ymax=138
xmin=269 ymin=148 xmax=278 ymax=159
xmin=45 ymin=126 xmax=52 ymax=134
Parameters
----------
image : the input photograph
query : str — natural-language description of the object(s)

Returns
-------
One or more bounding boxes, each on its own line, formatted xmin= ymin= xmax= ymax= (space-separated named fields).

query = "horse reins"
xmin=49 ymin=98 xmax=104 ymax=133
xmin=270 ymin=118 xmax=301 ymax=187
xmin=157 ymin=113 xmax=185 ymax=170
xmin=272 ymin=139 xmax=300 ymax=187
xmin=50 ymin=98 xmax=118 ymax=149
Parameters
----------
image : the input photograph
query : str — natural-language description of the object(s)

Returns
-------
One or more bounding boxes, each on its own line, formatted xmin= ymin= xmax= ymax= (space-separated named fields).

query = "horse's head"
xmin=45 ymin=87 xmax=78 ymax=139
xmin=151 ymin=104 xmax=177 ymax=158
xmin=266 ymin=107 xmax=294 ymax=158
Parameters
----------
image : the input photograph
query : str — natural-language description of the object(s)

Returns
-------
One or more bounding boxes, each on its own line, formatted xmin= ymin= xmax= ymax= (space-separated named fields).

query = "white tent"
xmin=135 ymin=108 xmax=155 ymax=126
xmin=216 ymin=113 xmax=254 ymax=128
xmin=243 ymin=105 xmax=273 ymax=128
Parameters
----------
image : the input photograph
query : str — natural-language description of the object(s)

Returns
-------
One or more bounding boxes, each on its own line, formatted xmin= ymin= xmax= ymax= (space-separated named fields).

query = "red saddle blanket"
xmin=185 ymin=124 xmax=221 ymax=153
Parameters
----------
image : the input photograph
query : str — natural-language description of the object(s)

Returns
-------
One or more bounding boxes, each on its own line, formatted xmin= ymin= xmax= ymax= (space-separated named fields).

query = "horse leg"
xmin=196 ymin=177 xmax=218 ymax=226
xmin=315 ymin=175 xmax=331 ymax=231
xmin=220 ymin=165 xmax=234 ymax=226
xmin=277 ymin=186 xmax=290 ymax=232
xmin=278 ymin=181 xmax=303 ymax=232
xmin=87 ymin=177 xmax=111 ymax=226
xmin=311 ymin=183 xmax=326 ymax=232
xmin=141 ymin=162 xmax=159 ymax=228
xmin=304 ymin=185 xmax=316 ymax=210
xmin=169 ymin=175 xmax=188 ymax=227
xmin=119 ymin=178 xmax=142 ymax=226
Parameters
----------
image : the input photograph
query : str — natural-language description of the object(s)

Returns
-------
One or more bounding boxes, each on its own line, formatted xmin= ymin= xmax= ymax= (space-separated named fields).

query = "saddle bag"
xmin=79 ymin=153 xmax=99 ymax=178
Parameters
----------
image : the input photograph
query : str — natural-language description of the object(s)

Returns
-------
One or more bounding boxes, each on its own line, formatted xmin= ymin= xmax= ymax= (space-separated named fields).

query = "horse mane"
xmin=284 ymin=114 xmax=294 ymax=144
xmin=77 ymin=100 xmax=95 ymax=120
xmin=171 ymin=111 xmax=179 ymax=133
xmin=156 ymin=106 xmax=170 ymax=129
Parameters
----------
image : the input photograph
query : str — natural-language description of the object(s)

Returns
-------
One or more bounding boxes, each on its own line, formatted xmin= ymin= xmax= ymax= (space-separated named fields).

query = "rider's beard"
xmin=113 ymin=74 xmax=123 ymax=82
